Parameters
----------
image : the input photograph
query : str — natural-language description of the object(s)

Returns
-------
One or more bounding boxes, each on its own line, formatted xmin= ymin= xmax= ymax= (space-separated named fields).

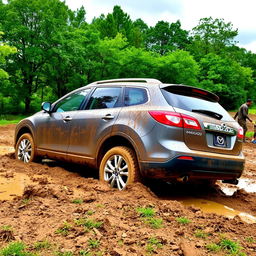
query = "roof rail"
xmin=90 ymin=78 xmax=162 ymax=85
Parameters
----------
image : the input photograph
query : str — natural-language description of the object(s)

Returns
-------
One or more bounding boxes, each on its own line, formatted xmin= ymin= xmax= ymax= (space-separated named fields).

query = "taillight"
xmin=237 ymin=127 xmax=244 ymax=139
xmin=149 ymin=111 xmax=201 ymax=130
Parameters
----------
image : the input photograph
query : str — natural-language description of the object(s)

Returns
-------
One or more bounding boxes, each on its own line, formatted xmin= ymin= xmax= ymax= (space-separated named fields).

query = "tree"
xmin=156 ymin=50 xmax=199 ymax=85
xmin=190 ymin=17 xmax=238 ymax=58
xmin=0 ymin=0 xmax=70 ymax=112
xmin=199 ymin=53 xmax=253 ymax=109
xmin=146 ymin=20 xmax=190 ymax=55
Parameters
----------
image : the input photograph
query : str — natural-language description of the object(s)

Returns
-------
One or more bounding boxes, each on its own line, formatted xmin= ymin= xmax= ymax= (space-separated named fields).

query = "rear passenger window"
xmin=87 ymin=87 xmax=121 ymax=109
xmin=124 ymin=88 xmax=148 ymax=106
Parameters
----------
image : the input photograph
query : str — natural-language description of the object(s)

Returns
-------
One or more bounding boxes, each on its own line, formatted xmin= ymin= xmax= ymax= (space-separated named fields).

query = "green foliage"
xmin=206 ymin=243 xmax=221 ymax=252
xmin=0 ymin=242 xmax=35 ymax=256
xmin=0 ymin=1 xmax=255 ymax=114
xmin=136 ymin=207 xmax=155 ymax=217
xmin=146 ymin=217 xmax=163 ymax=229
xmin=146 ymin=237 xmax=163 ymax=254
xmin=74 ymin=218 xmax=102 ymax=230
xmin=55 ymin=221 xmax=73 ymax=236
xmin=1 ymin=225 xmax=13 ymax=231
xmin=71 ymin=199 xmax=84 ymax=204
xmin=33 ymin=240 xmax=51 ymax=250
xmin=55 ymin=251 xmax=73 ymax=256
xmin=176 ymin=217 xmax=191 ymax=224
xmin=194 ymin=229 xmax=208 ymax=238
xmin=88 ymin=239 xmax=100 ymax=249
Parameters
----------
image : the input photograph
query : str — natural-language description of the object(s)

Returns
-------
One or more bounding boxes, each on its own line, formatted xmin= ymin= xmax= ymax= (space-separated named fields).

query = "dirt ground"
xmin=0 ymin=123 xmax=255 ymax=256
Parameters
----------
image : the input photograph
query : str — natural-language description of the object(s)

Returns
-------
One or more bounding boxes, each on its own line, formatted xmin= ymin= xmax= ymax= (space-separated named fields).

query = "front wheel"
xmin=15 ymin=133 xmax=36 ymax=163
xmin=99 ymin=146 xmax=140 ymax=190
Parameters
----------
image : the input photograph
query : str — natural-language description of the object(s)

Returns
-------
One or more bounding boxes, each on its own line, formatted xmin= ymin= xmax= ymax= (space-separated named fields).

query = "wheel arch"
xmin=96 ymin=133 xmax=141 ymax=169
xmin=15 ymin=124 xmax=35 ymax=147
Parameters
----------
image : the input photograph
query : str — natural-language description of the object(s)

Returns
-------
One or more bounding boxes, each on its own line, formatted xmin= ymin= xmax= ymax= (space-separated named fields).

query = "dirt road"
xmin=0 ymin=124 xmax=255 ymax=256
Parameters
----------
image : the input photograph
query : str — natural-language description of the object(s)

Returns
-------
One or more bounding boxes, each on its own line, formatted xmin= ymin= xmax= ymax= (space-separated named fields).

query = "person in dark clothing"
xmin=234 ymin=99 xmax=253 ymax=142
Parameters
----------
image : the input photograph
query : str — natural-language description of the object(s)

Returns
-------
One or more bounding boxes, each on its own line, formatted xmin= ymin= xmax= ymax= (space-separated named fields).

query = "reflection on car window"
xmin=87 ymin=87 xmax=121 ymax=110
xmin=124 ymin=88 xmax=148 ymax=106
xmin=55 ymin=89 xmax=90 ymax=112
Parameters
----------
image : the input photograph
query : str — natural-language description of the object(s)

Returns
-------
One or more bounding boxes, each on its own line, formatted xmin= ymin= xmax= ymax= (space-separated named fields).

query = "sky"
xmin=65 ymin=0 xmax=256 ymax=53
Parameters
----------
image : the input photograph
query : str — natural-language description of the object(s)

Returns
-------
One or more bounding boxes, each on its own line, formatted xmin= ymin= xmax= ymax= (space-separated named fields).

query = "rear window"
xmin=161 ymin=89 xmax=233 ymax=121
xmin=124 ymin=87 xmax=148 ymax=106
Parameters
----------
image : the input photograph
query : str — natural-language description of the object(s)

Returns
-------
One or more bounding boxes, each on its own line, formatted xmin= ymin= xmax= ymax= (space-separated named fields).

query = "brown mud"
xmin=0 ymin=123 xmax=255 ymax=255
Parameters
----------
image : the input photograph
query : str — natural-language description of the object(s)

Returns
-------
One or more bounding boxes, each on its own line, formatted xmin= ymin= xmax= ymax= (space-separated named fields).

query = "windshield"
xmin=161 ymin=89 xmax=233 ymax=121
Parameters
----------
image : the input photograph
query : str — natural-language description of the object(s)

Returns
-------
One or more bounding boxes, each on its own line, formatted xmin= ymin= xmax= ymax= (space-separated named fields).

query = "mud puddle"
xmin=0 ymin=172 xmax=31 ymax=200
xmin=180 ymin=197 xmax=256 ymax=224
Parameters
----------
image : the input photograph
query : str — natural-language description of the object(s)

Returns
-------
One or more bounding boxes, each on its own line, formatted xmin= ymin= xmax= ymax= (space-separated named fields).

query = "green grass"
xmin=146 ymin=217 xmax=163 ymax=229
xmin=245 ymin=131 xmax=254 ymax=137
xmin=74 ymin=218 xmax=103 ymax=230
xmin=88 ymin=239 xmax=100 ymax=249
xmin=176 ymin=217 xmax=191 ymax=225
xmin=136 ymin=207 xmax=155 ymax=217
xmin=71 ymin=199 xmax=84 ymax=204
xmin=206 ymin=239 xmax=246 ymax=256
xmin=1 ymin=225 xmax=13 ymax=231
xmin=79 ymin=250 xmax=92 ymax=256
xmin=33 ymin=240 xmax=51 ymax=250
xmin=206 ymin=243 xmax=221 ymax=252
xmin=146 ymin=237 xmax=163 ymax=254
xmin=245 ymin=236 xmax=256 ymax=243
xmin=194 ymin=229 xmax=208 ymax=239
xmin=249 ymin=108 xmax=256 ymax=114
xmin=0 ymin=115 xmax=27 ymax=125
xmin=55 ymin=221 xmax=73 ymax=236
xmin=0 ymin=242 xmax=36 ymax=256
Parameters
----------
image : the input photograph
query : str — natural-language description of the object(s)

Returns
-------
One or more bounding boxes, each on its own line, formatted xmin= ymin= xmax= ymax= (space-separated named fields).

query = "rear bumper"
xmin=140 ymin=155 xmax=245 ymax=181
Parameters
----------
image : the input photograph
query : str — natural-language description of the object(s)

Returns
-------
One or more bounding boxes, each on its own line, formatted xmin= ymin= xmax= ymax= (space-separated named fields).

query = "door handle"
xmin=63 ymin=116 xmax=72 ymax=122
xmin=102 ymin=114 xmax=115 ymax=120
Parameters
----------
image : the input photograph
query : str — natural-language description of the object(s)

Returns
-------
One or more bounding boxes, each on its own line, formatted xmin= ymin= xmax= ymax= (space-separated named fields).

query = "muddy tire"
xmin=99 ymin=146 xmax=140 ymax=190
xmin=15 ymin=133 xmax=36 ymax=163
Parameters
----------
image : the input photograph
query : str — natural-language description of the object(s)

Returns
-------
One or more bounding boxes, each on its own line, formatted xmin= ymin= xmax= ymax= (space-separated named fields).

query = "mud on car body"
xmin=15 ymin=78 xmax=245 ymax=190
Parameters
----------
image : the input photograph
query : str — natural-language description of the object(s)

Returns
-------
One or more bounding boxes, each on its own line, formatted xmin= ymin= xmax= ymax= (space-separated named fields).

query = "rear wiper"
xmin=192 ymin=109 xmax=223 ymax=120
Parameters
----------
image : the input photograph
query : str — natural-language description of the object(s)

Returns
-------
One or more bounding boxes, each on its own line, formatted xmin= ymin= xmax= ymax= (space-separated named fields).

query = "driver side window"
xmin=54 ymin=89 xmax=90 ymax=113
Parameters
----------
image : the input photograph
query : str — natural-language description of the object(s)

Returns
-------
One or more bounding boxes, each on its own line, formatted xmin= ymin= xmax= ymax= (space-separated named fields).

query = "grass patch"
xmin=137 ymin=207 xmax=155 ymax=217
xmin=176 ymin=217 xmax=191 ymax=225
xmin=1 ymin=225 xmax=13 ymax=231
xmin=33 ymin=240 xmax=51 ymax=250
xmin=55 ymin=221 xmax=73 ymax=236
xmin=206 ymin=243 xmax=221 ymax=252
xmin=0 ymin=242 xmax=35 ymax=256
xmin=245 ymin=236 xmax=256 ymax=243
xmin=79 ymin=250 xmax=92 ymax=256
xmin=249 ymin=108 xmax=256 ymax=114
xmin=86 ymin=210 xmax=94 ymax=216
xmin=146 ymin=217 xmax=163 ymax=229
xmin=88 ymin=239 xmax=100 ymax=249
xmin=74 ymin=218 xmax=103 ymax=231
xmin=194 ymin=229 xmax=208 ymax=239
xmin=146 ymin=237 xmax=163 ymax=254
xmin=206 ymin=239 xmax=246 ymax=255
xmin=21 ymin=198 xmax=31 ymax=205
xmin=71 ymin=199 xmax=84 ymax=204
xmin=0 ymin=115 xmax=27 ymax=126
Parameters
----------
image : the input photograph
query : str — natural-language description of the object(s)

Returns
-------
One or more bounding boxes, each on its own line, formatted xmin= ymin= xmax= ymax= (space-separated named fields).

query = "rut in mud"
xmin=0 ymin=124 xmax=255 ymax=256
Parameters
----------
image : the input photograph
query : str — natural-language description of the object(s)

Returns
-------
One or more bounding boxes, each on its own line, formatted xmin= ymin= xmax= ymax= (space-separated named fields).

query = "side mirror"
xmin=41 ymin=102 xmax=52 ymax=113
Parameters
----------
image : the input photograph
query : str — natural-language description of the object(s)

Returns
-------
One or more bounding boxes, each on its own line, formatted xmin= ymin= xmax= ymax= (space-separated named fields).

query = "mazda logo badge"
xmin=217 ymin=136 xmax=224 ymax=145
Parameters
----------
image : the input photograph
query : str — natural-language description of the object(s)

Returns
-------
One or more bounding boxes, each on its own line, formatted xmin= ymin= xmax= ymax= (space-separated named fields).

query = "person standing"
xmin=234 ymin=99 xmax=253 ymax=142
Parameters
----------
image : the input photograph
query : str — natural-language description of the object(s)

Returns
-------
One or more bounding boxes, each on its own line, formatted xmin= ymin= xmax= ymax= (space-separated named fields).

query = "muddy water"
xmin=180 ymin=197 xmax=256 ymax=224
xmin=0 ymin=173 xmax=30 ymax=200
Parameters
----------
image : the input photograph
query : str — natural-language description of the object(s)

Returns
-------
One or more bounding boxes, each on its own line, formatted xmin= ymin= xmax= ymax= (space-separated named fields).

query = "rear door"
xmin=161 ymin=86 xmax=242 ymax=155
xmin=66 ymin=86 xmax=122 ymax=163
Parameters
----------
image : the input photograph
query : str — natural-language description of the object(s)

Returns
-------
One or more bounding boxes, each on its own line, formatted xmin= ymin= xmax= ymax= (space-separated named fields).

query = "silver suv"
xmin=15 ymin=78 xmax=245 ymax=190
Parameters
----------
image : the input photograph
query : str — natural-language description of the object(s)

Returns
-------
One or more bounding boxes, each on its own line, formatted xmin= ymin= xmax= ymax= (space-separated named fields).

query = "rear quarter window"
xmin=124 ymin=87 xmax=148 ymax=106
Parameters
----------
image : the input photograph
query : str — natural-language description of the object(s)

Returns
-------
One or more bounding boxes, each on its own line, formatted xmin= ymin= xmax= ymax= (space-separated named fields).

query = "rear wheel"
xmin=99 ymin=146 xmax=139 ymax=190
xmin=15 ymin=133 xmax=36 ymax=163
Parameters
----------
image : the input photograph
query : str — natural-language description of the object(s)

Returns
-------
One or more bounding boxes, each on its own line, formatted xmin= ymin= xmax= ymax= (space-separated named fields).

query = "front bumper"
xmin=140 ymin=155 xmax=245 ymax=181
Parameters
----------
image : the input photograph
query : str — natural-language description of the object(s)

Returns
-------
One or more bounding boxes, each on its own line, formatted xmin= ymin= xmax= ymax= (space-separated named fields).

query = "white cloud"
xmin=239 ymin=41 xmax=256 ymax=53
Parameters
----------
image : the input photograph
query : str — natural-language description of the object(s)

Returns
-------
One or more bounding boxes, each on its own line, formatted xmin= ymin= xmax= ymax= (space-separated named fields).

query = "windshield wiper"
xmin=192 ymin=109 xmax=223 ymax=120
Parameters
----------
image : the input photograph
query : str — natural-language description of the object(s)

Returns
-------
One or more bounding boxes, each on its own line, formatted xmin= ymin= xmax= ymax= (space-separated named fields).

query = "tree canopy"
xmin=0 ymin=1 xmax=255 ymax=113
